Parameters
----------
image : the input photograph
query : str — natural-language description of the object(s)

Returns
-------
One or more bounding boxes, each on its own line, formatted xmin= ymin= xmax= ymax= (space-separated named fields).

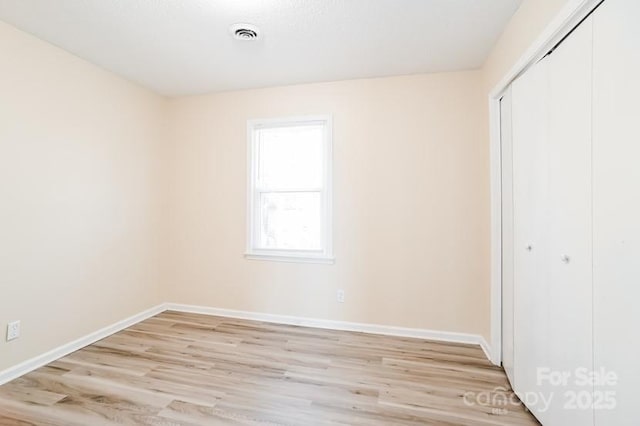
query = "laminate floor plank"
xmin=0 ymin=312 xmax=538 ymax=425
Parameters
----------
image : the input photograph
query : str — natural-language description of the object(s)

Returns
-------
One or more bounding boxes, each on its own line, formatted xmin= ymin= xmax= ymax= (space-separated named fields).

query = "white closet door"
xmin=500 ymin=87 xmax=515 ymax=385
xmin=546 ymin=15 xmax=594 ymax=426
xmin=511 ymin=56 xmax=551 ymax=421
xmin=592 ymin=0 xmax=640 ymax=424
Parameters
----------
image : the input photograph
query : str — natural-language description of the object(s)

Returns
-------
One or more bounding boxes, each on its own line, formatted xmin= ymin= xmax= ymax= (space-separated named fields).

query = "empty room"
xmin=0 ymin=0 xmax=638 ymax=425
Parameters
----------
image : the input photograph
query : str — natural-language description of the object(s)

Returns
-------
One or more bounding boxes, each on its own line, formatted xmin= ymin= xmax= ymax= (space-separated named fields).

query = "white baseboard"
xmin=166 ymin=303 xmax=494 ymax=362
xmin=0 ymin=303 xmax=166 ymax=386
xmin=478 ymin=337 xmax=493 ymax=363
xmin=0 ymin=302 xmax=496 ymax=385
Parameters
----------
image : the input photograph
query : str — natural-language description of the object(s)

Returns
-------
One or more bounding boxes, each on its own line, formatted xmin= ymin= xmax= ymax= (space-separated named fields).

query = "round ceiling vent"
xmin=230 ymin=23 xmax=260 ymax=41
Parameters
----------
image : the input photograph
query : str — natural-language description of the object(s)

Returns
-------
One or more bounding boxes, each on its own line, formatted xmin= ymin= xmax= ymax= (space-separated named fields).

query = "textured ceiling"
xmin=0 ymin=0 xmax=523 ymax=96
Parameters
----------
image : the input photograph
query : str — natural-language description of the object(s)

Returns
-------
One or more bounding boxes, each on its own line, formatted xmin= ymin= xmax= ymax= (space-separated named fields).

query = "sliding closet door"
xmin=592 ymin=0 xmax=640 ymax=424
xmin=546 ymin=15 xmax=594 ymax=426
xmin=511 ymin=57 xmax=551 ymax=420
xmin=500 ymin=88 xmax=515 ymax=385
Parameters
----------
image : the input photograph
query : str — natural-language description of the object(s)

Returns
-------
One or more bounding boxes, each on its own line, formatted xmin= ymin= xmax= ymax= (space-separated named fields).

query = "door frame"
xmin=488 ymin=0 xmax=603 ymax=365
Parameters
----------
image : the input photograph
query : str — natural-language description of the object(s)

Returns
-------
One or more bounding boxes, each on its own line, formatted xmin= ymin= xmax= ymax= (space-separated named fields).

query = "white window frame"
xmin=245 ymin=115 xmax=334 ymax=264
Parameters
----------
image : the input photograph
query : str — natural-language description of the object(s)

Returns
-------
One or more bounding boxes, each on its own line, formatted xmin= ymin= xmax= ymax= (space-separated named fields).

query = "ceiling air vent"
xmin=230 ymin=23 xmax=260 ymax=41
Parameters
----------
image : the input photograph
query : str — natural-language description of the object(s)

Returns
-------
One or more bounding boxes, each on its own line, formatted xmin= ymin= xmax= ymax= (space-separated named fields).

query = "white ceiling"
xmin=0 ymin=0 xmax=523 ymax=96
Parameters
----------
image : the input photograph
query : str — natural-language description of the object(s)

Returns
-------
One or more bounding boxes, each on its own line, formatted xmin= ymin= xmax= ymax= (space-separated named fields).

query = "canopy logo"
xmin=463 ymin=368 xmax=617 ymax=415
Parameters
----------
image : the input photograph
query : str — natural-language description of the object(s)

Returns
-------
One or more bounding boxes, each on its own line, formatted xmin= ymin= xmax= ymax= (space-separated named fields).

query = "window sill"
xmin=244 ymin=253 xmax=335 ymax=265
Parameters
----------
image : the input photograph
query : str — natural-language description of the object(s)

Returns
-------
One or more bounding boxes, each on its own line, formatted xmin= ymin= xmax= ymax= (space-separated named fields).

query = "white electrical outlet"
xmin=6 ymin=320 xmax=20 ymax=341
xmin=337 ymin=289 xmax=345 ymax=303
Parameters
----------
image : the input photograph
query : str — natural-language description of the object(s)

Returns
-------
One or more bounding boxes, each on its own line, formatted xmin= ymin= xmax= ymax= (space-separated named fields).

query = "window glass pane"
xmin=257 ymin=124 xmax=323 ymax=189
xmin=258 ymin=192 xmax=321 ymax=250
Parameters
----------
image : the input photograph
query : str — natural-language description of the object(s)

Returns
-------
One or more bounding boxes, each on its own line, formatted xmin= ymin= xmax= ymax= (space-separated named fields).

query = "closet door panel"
xmin=511 ymin=58 xmax=551 ymax=420
xmin=500 ymin=88 xmax=515 ymax=385
xmin=546 ymin=16 xmax=594 ymax=426
xmin=592 ymin=0 xmax=640 ymax=424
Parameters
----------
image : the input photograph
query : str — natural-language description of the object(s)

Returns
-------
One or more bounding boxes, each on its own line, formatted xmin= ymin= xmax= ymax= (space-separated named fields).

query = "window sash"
xmin=254 ymin=187 xmax=323 ymax=193
xmin=253 ymin=189 xmax=325 ymax=252
xmin=246 ymin=115 xmax=333 ymax=263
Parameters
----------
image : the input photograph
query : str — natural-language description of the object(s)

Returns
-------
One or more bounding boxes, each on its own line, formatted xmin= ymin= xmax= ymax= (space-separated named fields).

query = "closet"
xmin=502 ymin=0 xmax=640 ymax=424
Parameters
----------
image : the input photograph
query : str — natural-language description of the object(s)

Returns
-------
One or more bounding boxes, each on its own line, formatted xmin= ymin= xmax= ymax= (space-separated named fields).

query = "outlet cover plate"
xmin=7 ymin=320 xmax=20 ymax=341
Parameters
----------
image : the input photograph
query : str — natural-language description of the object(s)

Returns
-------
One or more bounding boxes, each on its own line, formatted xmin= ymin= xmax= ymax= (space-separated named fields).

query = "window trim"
xmin=245 ymin=114 xmax=334 ymax=264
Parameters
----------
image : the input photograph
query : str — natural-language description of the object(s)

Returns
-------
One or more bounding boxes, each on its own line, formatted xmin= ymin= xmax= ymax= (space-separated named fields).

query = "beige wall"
xmin=1 ymin=0 xmax=571 ymax=372
xmin=0 ymin=21 xmax=167 ymax=371
xmin=165 ymin=72 xmax=490 ymax=338
xmin=483 ymin=0 xmax=569 ymax=90
xmin=162 ymin=0 xmax=572 ymax=344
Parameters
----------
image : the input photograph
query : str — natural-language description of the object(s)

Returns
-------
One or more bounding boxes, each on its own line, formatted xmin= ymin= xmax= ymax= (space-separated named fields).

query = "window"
xmin=246 ymin=115 xmax=333 ymax=263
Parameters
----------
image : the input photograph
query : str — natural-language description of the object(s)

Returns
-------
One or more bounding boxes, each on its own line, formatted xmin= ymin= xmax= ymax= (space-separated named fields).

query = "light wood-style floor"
xmin=0 ymin=311 xmax=538 ymax=425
